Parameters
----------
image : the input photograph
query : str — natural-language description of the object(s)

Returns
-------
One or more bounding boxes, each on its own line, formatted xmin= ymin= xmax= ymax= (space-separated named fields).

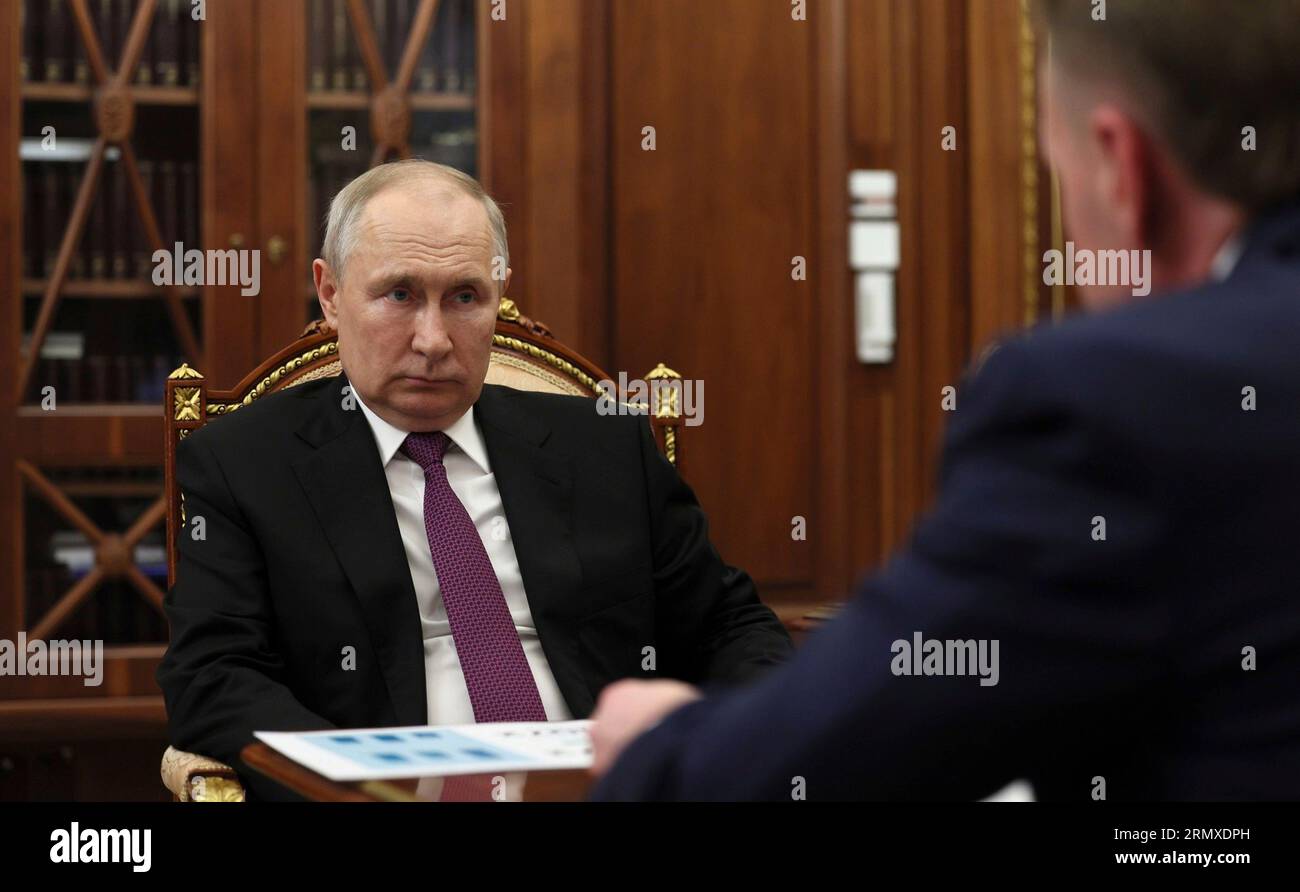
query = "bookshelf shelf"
xmin=18 ymin=404 xmax=163 ymax=418
xmin=306 ymin=89 xmax=475 ymax=111
xmin=22 ymin=279 xmax=200 ymax=299
xmin=20 ymin=83 xmax=200 ymax=106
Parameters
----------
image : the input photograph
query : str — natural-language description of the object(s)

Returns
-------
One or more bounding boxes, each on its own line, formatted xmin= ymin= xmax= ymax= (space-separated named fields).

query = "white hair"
xmin=321 ymin=159 xmax=509 ymax=289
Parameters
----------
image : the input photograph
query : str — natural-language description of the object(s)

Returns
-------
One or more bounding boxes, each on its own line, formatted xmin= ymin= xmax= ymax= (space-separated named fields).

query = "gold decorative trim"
xmin=1019 ymin=0 xmax=1040 ymax=328
xmin=644 ymin=362 xmax=681 ymax=381
xmin=190 ymin=776 xmax=246 ymax=802
xmin=491 ymin=335 xmax=600 ymax=395
xmin=169 ymin=362 xmax=204 ymax=380
xmin=173 ymin=387 xmax=201 ymax=422
xmin=663 ymin=426 xmax=677 ymax=465
xmin=497 ymin=298 xmax=521 ymax=322
xmin=644 ymin=363 xmax=683 ymax=419
xmin=207 ymin=342 xmax=340 ymax=415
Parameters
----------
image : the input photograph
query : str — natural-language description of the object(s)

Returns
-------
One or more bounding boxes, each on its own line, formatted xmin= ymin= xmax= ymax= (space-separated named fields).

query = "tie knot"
xmin=401 ymin=431 xmax=451 ymax=470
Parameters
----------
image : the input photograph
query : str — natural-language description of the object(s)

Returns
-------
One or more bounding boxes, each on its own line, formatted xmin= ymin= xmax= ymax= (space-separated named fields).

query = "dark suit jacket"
xmin=156 ymin=377 xmax=792 ymax=799
xmin=594 ymin=203 xmax=1300 ymax=802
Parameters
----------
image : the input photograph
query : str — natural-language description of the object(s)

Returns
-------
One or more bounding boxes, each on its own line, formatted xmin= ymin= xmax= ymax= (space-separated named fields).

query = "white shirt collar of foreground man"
xmin=1211 ymin=231 xmax=1246 ymax=283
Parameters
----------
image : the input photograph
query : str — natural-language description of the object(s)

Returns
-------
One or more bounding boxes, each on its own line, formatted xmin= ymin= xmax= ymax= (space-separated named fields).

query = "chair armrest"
xmin=161 ymin=746 xmax=246 ymax=802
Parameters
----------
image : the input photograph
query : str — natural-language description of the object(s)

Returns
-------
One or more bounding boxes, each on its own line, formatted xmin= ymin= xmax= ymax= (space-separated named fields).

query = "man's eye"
xmin=387 ymin=288 xmax=412 ymax=302
xmin=453 ymin=291 xmax=476 ymax=304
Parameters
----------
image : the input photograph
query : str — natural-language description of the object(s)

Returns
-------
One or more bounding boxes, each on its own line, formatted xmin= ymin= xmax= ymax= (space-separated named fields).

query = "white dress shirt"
xmin=1211 ymin=231 xmax=1246 ymax=283
xmin=352 ymin=391 xmax=573 ymax=726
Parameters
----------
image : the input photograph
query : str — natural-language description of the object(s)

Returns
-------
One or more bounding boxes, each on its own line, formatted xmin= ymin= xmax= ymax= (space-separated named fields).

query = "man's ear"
xmin=1088 ymin=105 xmax=1153 ymax=249
xmin=314 ymin=258 xmax=340 ymax=327
xmin=501 ymin=266 xmax=513 ymax=298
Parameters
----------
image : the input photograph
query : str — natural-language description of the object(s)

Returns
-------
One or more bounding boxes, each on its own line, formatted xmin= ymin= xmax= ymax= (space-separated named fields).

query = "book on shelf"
xmin=43 ymin=0 xmax=64 ymax=82
xmin=442 ymin=0 xmax=461 ymax=93
xmin=136 ymin=0 xmax=155 ymax=84
xmin=134 ymin=160 xmax=155 ymax=278
xmin=21 ymin=147 xmax=195 ymax=291
xmin=158 ymin=0 xmax=181 ymax=86
xmin=310 ymin=0 xmax=327 ymax=89
xmin=180 ymin=161 xmax=198 ymax=250
xmin=331 ymin=0 xmax=349 ymax=90
xmin=417 ymin=0 xmax=436 ymax=90
xmin=303 ymin=0 xmax=481 ymax=97
xmin=389 ymin=0 xmax=409 ymax=86
xmin=373 ymin=0 xmax=389 ymax=84
xmin=21 ymin=0 xmax=195 ymax=88
xmin=97 ymin=0 xmax=117 ymax=74
xmin=31 ymin=345 xmax=182 ymax=405
xmin=462 ymin=0 xmax=476 ymax=94
xmin=20 ymin=0 xmax=30 ymax=81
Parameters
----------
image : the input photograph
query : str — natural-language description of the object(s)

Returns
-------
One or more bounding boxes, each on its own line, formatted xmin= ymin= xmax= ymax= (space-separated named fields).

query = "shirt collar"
xmin=351 ymin=387 xmax=491 ymax=474
xmin=1210 ymin=231 xmax=1246 ymax=282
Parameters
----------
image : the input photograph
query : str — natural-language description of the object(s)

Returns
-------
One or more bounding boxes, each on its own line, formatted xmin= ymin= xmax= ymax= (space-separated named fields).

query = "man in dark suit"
xmin=156 ymin=161 xmax=791 ymax=800
xmin=589 ymin=0 xmax=1300 ymax=800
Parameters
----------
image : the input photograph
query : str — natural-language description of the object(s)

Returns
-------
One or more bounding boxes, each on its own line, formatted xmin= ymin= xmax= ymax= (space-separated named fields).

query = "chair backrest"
xmin=163 ymin=299 xmax=685 ymax=586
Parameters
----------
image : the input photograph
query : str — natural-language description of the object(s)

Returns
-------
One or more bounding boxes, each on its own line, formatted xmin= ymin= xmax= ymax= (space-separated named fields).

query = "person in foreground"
xmin=157 ymin=160 xmax=791 ymax=800
xmin=589 ymin=0 xmax=1300 ymax=800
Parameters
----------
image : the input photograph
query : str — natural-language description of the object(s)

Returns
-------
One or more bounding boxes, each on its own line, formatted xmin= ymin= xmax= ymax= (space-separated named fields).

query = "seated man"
xmin=156 ymin=160 xmax=792 ymax=800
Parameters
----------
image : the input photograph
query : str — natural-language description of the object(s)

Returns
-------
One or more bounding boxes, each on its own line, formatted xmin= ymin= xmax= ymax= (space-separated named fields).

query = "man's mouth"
xmin=401 ymin=375 xmax=458 ymax=386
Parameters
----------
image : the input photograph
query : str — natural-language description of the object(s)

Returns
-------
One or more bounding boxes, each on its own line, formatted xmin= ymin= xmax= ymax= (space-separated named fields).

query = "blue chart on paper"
xmin=310 ymin=728 xmax=538 ymax=771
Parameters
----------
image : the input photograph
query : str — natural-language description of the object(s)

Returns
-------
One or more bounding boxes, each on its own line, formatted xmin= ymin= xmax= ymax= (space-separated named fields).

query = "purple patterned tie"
xmin=401 ymin=431 xmax=547 ymax=723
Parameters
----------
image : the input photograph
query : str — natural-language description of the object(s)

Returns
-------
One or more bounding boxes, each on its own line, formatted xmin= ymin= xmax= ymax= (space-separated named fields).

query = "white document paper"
xmin=255 ymin=720 xmax=594 ymax=781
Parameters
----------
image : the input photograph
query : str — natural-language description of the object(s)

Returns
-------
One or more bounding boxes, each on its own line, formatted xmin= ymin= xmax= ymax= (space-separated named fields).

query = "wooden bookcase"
xmin=0 ymin=0 xmax=511 ymax=798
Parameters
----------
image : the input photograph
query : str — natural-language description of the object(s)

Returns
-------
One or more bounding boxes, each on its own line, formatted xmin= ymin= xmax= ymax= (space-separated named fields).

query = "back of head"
xmin=1035 ymin=0 xmax=1300 ymax=214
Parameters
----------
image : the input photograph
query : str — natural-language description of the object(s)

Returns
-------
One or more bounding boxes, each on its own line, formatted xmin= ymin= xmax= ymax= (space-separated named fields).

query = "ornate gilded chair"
xmin=159 ymin=299 xmax=686 ymax=801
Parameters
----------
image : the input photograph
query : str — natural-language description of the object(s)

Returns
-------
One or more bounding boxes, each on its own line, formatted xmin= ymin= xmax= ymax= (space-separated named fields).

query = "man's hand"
xmin=588 ymin=679 xmax=702 ymax=777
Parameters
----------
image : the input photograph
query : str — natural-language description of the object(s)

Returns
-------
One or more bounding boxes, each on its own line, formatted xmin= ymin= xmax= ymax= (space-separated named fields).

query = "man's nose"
xmin=411 ymin=304 xmax=454 ymax=358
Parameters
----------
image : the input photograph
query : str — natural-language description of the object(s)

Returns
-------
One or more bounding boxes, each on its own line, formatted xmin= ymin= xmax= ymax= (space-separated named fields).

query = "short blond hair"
xmin=321 ymin=159 xmax=509 ymax=287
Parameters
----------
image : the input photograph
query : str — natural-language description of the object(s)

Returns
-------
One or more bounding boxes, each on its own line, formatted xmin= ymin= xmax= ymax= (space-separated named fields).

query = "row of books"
xmin=26 ymin=563 xmax=169 ymax=645
xmin=21 ymin=0 xmax=201 ymax=88
xmin=308 ymin=0 xmax=477 ymax=94
xmin=308 ymin=156 xmax=371 ymax=262
xmin=21 ymin=158 xmax=199 ymax=281
xmin=32 ymin=351 xmax=181 ymax=404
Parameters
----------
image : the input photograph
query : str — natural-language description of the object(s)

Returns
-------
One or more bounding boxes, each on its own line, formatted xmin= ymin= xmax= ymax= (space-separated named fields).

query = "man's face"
xmin=314 ymin=181 xmax=510 ymax=431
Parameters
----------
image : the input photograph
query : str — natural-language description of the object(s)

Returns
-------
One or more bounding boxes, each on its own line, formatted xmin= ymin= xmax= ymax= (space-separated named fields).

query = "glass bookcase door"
xmin=14 ymin=0 xmax=206 ymax=647
xmin=303 ymin=0 xmax=479 ymax=320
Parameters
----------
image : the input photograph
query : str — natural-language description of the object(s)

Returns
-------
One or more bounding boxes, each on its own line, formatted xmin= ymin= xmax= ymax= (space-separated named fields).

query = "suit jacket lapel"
xmin=475 ymin=385 xmax=592 ymax=716
xmin=291 ymin=375 xmax=429 ymax=727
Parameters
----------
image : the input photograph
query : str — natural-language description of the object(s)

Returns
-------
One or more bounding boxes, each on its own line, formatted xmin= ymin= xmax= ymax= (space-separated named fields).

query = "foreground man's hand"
xmin=588 ymin=679 xmax=703 ymax=778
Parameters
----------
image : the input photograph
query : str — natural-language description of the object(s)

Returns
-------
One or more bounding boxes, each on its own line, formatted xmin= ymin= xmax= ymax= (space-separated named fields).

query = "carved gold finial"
xmin=498 ymin=298 xmax=521 ymax=322
xmin=645 ymin=362 xmax=681 ymax=380
xmin=169 ymin=362 xmax=204 ymax=380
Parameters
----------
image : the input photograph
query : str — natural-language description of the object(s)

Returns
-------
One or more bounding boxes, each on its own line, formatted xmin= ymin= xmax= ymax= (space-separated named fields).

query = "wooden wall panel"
xmin=968 ymin=0 xmax=1032 ymax=351
xmin=842 ymin=0 xmax=972 ymax=577
xmin=480 ymin=0 xmax=609 ymax=365
xmin=608 ymin=0 xmax=818 ymax=594
xmin=200 ymin=0 xmax=260 ymax=387
xmin=255 ymin=1 xmax=309 ymax=359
